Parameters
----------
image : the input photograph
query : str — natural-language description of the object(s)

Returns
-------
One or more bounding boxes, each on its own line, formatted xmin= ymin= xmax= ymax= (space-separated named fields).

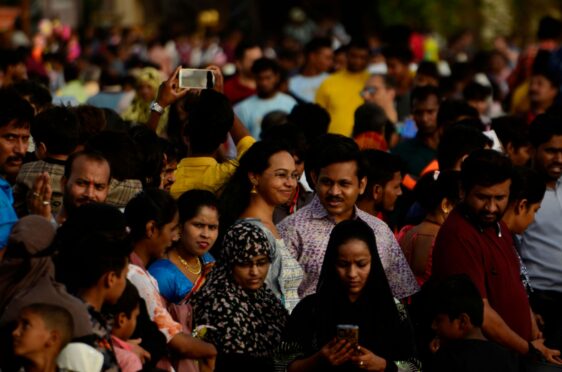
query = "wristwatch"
xmin=150 ymin=101 xmax=164 ymax=114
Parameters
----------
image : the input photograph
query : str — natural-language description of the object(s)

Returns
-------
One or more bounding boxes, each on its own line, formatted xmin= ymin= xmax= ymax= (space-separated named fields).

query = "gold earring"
xmin=250 ymin=181 xmax=258 ymax=195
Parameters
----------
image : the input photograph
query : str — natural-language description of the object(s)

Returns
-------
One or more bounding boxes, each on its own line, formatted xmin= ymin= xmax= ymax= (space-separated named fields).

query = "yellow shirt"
xmin=170 ymin=136 xmax=256 ymax=198
xmin=315 ymin=70 xmax=370 ymax=136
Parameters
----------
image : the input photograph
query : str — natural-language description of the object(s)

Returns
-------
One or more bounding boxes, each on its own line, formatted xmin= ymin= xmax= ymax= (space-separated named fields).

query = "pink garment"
xmin=396 ymin=225 xmax=435 ymax=287
xmin=112 ymin=336 xmax=142 ymax=372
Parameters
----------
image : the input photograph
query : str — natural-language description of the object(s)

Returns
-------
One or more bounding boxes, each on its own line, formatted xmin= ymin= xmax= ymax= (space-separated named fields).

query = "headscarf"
xmin=191 ymin=221 xmax=288 ymax=357
xmin=0 ymin=216 xmax=92 ymax=338
xmin=313 ymin=219 xmax=415 ymax=362
xmin=121 ymin=67 xmax=169 ymax=135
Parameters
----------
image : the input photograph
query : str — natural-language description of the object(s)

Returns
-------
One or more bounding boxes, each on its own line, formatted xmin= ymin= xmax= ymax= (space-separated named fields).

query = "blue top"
xmin=0 ymin=177 xmax=17 ymax=249
xmin=148 ymin=252 xmax=215 ymax=304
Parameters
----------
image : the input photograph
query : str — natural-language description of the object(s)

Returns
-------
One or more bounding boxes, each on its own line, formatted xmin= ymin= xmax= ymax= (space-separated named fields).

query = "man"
xmin=223 ymin=41 xmax=263 ymax=105
xmin=278 ymin=134 xmax=418 ymax=299
xmin=525 ymin=58 xmax=559 ymax=124
xmin=357 ymin=150 xmax=403 ymax=220
xmin=13 ymin=106 xmax=80 ymax=216
xmin=392 ymin=85 xmax=441 ymax=177
xmin=0 ymin=48 xmax=27 ymax=88
xmin=315 ymin=39 xmax=371 ymax=136
xmin=360 ymin=74 xmax=398 ymax=123
xmin=29 ymin=150 xmax=111 ymax=226
xmin=382 ymin=46 xmax=414 ymax=121
xmin=0 ymin=89 xmax=33 ymax=253
xmin=289 ymin=37 xmax=333 ymax=102
xmin=234 ymin=57 xmax=297 ymax=139
xmin=520 ymin=114 xmax=562 ymax=351
xmin=432 ymin=149 xmax=561 ymax=364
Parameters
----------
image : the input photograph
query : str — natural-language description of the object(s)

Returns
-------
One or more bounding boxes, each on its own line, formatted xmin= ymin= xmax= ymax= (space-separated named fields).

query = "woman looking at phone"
xmin=285 ymin=219 xmax=419 ymax=371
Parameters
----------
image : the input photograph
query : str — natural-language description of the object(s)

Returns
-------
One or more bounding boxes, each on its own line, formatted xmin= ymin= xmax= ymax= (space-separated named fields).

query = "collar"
xmin=309 ymin=195 xmax=360 ymax=221
xmin=178 ymin=156 xmax=218 ymax=167
xmin=458 ymin=204 xmax=503 ymax=237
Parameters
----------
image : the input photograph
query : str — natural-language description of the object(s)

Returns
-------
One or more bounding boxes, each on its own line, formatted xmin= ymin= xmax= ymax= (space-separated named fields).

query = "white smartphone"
xmin=179 ymin=68 xmax=215 ymax=89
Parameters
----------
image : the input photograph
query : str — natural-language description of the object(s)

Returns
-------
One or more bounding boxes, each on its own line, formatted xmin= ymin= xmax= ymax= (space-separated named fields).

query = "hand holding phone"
xmin=336 ymin=324 xmax=359 ymax=348
xmin=179 ymin=68 xmax=215 ymax=89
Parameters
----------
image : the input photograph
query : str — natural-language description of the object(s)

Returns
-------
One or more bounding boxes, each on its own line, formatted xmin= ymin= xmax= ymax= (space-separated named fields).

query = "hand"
xmin=350 ymin=345 xmax=387 ymax=371
xmin=206 ymin=65 xmax=224 ymax=94
xmin=156 ymin=66 xmax=190 ymax=108
xmin=531 ymin=339 xmax=562 ymax=365
xmin=199 ymin=355 xmax=216 ymax=372
xmin=319 ymin=338 xmax=354 ymax=366
xmin=531 ymin=313 xmax=544 ymax=340
xmin=27 ymin=172 xmax=52 ymax=219
xmin=127 ymin=338 xmax=151 ymax=364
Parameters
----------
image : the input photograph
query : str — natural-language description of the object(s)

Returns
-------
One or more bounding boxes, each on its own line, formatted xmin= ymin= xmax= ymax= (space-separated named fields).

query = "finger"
xmin=171 ymin=66 xmax=181 ymax=81
xmin=128 ymin=338 xmax=142 ymax=344
xmin=143 ymin=350 xmax=151 ymax=361
xmin=176 ymin=87 xmax=190 ymax=98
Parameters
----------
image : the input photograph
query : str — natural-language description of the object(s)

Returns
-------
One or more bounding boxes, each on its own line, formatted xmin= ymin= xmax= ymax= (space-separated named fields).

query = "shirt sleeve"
xmin=148 ymin=261 xmax=178 ymax=304
xmin=314 ymin=80 xmax=329 ymax=109
xmin=127 ymin=266 xmax=182 ymax=343
xmin=375 ymin=222 xmax=420 ymax=299
xmin=277 ymin=216 xmax=302 ymax=261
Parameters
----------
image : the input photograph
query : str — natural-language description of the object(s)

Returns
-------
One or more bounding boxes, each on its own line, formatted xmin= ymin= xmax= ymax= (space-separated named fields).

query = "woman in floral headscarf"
xmin=191 ymin=221 xmax=288 ymax=372
xmin=122 ymin=67 xmax=169 ymax=136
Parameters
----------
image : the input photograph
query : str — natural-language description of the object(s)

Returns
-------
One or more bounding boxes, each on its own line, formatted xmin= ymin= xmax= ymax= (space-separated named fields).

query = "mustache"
xmin=6 ymin=155 xmax=23 ymax=163
xmin=326 ymin=196 xmax=344 ymax=202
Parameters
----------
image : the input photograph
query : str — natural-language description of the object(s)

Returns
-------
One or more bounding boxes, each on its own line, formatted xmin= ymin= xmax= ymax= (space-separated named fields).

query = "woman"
xmin=149 ymin=189 xmax=219 ymax=304
xmin=125 ymin=189 xmax=217 ymax=372
xmin=191 ymin=221 xmax=288 ymax=372
xmin=219 ymin=140 xmax=303 ymax=312
xmin=285 ymin=219 xmax=418 ymax=372
xmin=122 ymin=67 xmax=169 ymax=136
xmin=398 ymin=171 xmax=461 ymax=286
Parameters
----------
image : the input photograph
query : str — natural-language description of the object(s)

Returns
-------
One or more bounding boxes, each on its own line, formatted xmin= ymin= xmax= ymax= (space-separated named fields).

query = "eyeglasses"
xmin=360 ymin=86 xmax=378 ymax=96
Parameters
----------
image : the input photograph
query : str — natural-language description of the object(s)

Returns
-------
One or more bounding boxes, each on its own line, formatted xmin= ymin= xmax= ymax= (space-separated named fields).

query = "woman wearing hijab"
xmin=284 ymin=219 xmax=419 ymax=371
xmin=191 ymin=221 xmax=288 ymax=372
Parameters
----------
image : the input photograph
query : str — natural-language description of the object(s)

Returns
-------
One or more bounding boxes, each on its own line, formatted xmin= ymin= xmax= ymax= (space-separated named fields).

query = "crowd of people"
xmin=2 ymin=10 xmax=562 ymax=372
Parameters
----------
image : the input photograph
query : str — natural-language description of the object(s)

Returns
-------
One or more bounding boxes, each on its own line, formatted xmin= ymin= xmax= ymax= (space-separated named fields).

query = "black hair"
xmin=129 ymin=125 xmax=164 ymax=188
xmin=158 ymin=137 xmax=182 ymax=165
xmin=72 ymin=105 xmax=107 ymax=144
xmin=0 ymin=48 xmax=25 ymax=71
xmin=531 ymin=50 xmax=560 ymax=87
xmin=177 ymin=189 xmax=219 ymax=225
xmin=346 ymin=38 xmax=370 ymax=52
xmin=529 ymin=113 xmax=562 ymax=148
xmin=23 ymin=303 xmax=74 ymax=347
xmin=416 ymin=61 xmax=440 ymax=81
xmin=370 ymin=73 xmax=397 ymax=89
xmin=0 ymin=87 xmax=33 ymax=128
xmin=491 ymin=115 xmax=530 ymax=151
xmin=436 ymin=99 xmax=479 ymax=129
xmin=261 ymin=122 xmax=308 ymax=162
xmin=219 ymin=140 xmax=293 ymax=231
xmin=537 ymin=16 xmax=562 ymax=41
xmin=460 ymin=149 xmax=513 ymax=193
xmin=437 ymin=125 xmax=492 ymax=171
xmin=11 ymin=80 xmax=52 ymax=112
xmin=125 ymin=188 xmax=178 ymax=243
xmin=463 ymin=81 xmax=492 ymax=101
xmin=510 ymin=166 xmax=546 ymax=205
xmin=288 ymin=103 xmax=330 ymax=144
xmin=106 ymin=280 xmax=140 ymax=319
xmin=353 ymin=103 xmax=389 ymax=136
xmin=184 ymin=89 xmax=234 ymax=155
xmin=430 ymin=274 xmax=484 ymax=327
xmin=410 ymin=85 xmax=440 ymax=108
xmin=251 ymin=57 xmax=281 ymax=75
xmin=382 ymin=45 xmax=413 ymax=65
xmin=31 ymin=107 xmax=80 ymax=156
xmin=260 ymin=111 xmax=289 ymax=137
xmin=359 ymin=150 xmax=402 ymax=202
xmin=414 ymin=170 xmax=461 ymax=212
xmin=234 ymin=41 xmax=260 ymax=61
xmin=304 ymin=37 xmax=332 ymax=55
xmin=85 ymin=131 xmax=140 ymax=181
xmin=53 ymin=204 xmax=131 ymax=294
xmin=308 ymin=134 xmax=365 ymax=181
xmin=63 ymin=150 xmax=111 ymax=180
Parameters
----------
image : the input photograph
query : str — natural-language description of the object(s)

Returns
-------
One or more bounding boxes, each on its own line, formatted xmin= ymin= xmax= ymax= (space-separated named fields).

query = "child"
xmin=430 ymin=275 xmax=518 ymax=372
xmin=107 ymin=280 xmax=143 ymax=372
xmin=12 ymin=303 xmax=74 ymax=372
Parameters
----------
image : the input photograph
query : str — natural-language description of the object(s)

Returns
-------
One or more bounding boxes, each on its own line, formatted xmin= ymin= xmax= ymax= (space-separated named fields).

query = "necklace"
xmin=177 ymin=252 xmax=202 ymax=275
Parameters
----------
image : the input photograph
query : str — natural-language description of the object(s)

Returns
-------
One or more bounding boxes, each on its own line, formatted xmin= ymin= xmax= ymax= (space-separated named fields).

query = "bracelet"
xmin=150 ymin=101 xmax=164 ymax=114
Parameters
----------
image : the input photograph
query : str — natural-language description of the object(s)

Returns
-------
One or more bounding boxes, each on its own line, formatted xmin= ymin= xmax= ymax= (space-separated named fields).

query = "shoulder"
xmin=148 ymin=259 xmax=175 ymax=277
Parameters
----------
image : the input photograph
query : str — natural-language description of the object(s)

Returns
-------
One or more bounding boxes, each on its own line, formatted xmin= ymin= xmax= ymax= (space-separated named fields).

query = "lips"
xmin=197 ymin=241 xmax=210 ymax=249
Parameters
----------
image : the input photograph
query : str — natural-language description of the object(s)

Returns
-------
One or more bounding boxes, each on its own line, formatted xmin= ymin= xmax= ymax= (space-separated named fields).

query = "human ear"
xmin=372 ymin=184 xmax=382 ymax=201
xmin=145 ymin=221 xmax=156 ymax=239
xmin=458 ymin=313 xmax=471 ymax=331
xmin=441 ymin=198 xmax=454 ymax=215
xmin=358 ymin=176 xmax=367 ymax=195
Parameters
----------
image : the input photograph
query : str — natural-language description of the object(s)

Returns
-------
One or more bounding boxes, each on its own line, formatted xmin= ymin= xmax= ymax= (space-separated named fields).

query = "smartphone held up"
xmin=179 ymin=69 xmax=215 ymax=89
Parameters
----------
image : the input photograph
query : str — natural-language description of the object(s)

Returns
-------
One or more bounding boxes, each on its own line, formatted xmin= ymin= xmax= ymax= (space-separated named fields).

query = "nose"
xmin=249 ymin=265 xmax=259 ymax=277
xmin=485 ymin=200 xmax=498 ymax=214
xmin=328 ymin=184 xmax=341 ymax=196
xmin=84 ymin=183 xmax=95 ymax=198
xmin=347 ymin=265 xmax=358 ymax=279
xmin=14 ymin=138 xmax=26 ymax=155
xmin=201 ymin=226 xmax=210 ymax=238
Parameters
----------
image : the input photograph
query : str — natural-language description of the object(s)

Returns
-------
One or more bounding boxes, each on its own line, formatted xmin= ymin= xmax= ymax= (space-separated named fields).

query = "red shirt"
xmin=224 ymin=76 xmax=256 ymax=105
xmin=432 ymin=208 xmax=532 ymax=341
